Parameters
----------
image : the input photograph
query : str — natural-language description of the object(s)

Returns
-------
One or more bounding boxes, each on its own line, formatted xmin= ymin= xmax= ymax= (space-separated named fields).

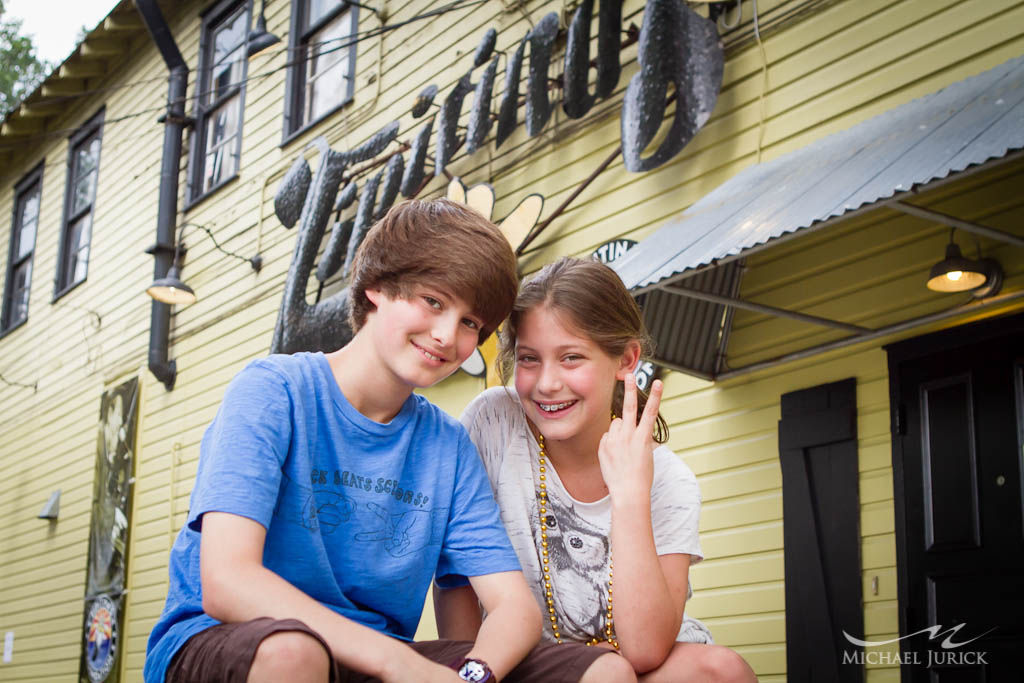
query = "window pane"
xmin=305 ymin=11 xmax=350 ymax=123
xmin=65 ymin=213 xmax=92 ymax=285
xmin=73 ymin=137 xmax=101 ymax=214
xmin=17 ymin=188 xmax=40 ymax=260
xmin=211 ymin=47 xmax=244 ymax=101
xmin=210 ymin=10 xmax=246 ymax=101
xmin=73 ymin=169 xmax=97 ymax=215
xmin=9 ymin=260 xmax=32 ymax=324
xmin=20 ymin=187 xmax=39 ymax=223
xmin=307 ymin=0 xmax=344 ymax=29
xmin=214 ymin=11 xmax=246 ymax=63
xmin=203 ymin=95 xmax=241 ymax=191
xmin=77 ymin=136 xmax=101 ymax=177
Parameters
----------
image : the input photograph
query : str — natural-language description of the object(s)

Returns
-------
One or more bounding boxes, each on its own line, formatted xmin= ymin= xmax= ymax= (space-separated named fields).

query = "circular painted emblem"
xmin=84 ymin=595 xmax=118 ymax=682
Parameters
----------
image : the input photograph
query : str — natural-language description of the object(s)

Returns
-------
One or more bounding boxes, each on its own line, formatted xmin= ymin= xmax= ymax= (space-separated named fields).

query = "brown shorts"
xmin=165 ymin=617 xmax=610 ymax=683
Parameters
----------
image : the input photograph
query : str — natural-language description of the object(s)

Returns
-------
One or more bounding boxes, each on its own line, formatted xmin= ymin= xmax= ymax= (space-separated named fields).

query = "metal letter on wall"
xmin=621 ymin=0 xmax=723 ymax=172
xmin=79 ymin=377 xmax=139 ymax=683
xmin=496 ymin=37 xmax=526 ymax=148
xmin=271 ymin=126 xmax=398 ymax=355
xmin=525 ymin=13 xmax=560 ymax=137
xmin=563 ymin=0 xmax=623 ymax=119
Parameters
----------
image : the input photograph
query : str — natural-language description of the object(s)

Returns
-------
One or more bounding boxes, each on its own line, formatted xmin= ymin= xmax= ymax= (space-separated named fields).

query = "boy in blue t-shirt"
xmin=145 ymin=199 xmax=623 ymax=683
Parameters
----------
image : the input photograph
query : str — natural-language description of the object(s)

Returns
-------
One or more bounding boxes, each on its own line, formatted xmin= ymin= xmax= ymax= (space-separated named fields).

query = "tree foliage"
xmin=1 ymin=1 xmax=52 ymax=117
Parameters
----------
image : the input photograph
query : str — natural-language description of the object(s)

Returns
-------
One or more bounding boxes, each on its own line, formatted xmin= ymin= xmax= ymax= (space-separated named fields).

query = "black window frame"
xmin=282 ymin=0 xmax=358 ymax=143
xmin=186 ymin=0 xmax=252 ymax=206
xmin=1 ymin=161 xmax=45 ymax=338
xmin=54 ymin=107 xmax=105 ymax=300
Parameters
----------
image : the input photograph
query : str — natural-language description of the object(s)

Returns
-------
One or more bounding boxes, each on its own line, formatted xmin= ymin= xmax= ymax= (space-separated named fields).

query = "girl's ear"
xmin=615 ymin=340 xmax=642 ymax=380
xmin=364 ymin=288 xmax=383 ymax=307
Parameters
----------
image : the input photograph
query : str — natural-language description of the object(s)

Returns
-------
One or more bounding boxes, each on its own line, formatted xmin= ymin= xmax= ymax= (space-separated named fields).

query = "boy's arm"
xmin=458 ymin=571 xmax=541 ymax=680
xmin=201 ymin=511 xmax=460 ymax=683
xmin=433 ymin=583 xmax=483 ymax=641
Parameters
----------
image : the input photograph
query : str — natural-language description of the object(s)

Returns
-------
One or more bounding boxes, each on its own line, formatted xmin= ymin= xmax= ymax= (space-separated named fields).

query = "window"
xmin=2 ymin=163 xmax=43 ymax=334
xmin=284 ymin=0 xmax=358 ymax=139
xmin=190 ymin=0 xmax=250 ymax=202
xmin=56 ymin=109 xmax=104 ymax=297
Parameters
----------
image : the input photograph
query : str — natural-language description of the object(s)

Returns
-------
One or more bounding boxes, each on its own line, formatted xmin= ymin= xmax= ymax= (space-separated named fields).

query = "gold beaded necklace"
xmin=535 ymin=430 xmax=618 ymax=649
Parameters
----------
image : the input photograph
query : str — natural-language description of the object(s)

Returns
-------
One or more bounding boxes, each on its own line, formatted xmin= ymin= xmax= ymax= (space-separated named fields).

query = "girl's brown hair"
xmin=497 ymin=256 xmax=669 ymax=443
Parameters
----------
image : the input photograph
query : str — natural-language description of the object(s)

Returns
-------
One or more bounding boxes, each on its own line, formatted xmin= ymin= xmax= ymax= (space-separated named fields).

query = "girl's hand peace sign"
xmin=597 ymin=373 xmax=664 ymax=503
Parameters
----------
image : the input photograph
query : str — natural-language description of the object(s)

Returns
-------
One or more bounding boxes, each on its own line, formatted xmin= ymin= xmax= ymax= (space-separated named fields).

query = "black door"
xmin=888 ymin=313 xmax=1024 ymax=682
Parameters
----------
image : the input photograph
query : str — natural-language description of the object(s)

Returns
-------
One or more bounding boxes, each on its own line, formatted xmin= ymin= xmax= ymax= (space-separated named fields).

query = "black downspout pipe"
xmin=137 ymin=0 xmax=189 ymax=390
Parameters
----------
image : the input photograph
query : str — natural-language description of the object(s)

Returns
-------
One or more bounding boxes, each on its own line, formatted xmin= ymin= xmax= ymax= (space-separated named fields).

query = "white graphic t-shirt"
xmin=461 ymin=387 xmax=712 ymax=644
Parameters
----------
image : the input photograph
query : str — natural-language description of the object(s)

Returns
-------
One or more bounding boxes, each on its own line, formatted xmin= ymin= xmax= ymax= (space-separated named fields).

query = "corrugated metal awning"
xmin=612 ymin=53 xmax=1024 ymax=379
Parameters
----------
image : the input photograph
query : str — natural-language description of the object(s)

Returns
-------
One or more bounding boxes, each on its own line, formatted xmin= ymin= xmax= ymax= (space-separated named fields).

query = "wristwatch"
xmin=454 ymin=657 xmax=494 ymax=682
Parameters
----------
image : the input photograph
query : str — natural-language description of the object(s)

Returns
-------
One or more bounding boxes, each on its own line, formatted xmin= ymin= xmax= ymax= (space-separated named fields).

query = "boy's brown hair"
xmin=348 ymin=198 xmax=518 ymax=344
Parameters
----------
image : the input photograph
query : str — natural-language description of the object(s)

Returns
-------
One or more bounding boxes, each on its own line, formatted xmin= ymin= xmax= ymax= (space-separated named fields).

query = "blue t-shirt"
xmin=144 ymin=353 xmax=519 ymax=682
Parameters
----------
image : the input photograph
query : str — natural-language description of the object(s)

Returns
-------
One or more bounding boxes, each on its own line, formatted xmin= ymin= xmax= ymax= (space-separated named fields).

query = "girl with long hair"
xmin=436 ymin=257 xmax=756 ymax=681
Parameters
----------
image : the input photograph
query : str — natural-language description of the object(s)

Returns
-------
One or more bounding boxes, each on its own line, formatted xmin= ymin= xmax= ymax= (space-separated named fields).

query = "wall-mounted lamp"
xmin=146 ymin=223 xmax=262 ymax=305
xmin=926 ymin=229 xmax=1003 ymax=298
xmin=38 ymin=490 xmax=61 ymax=520
xmin=246 ymin=0 xmax=281 ymax=59
xmin=147 ymin=257 xmax=196 ymax=305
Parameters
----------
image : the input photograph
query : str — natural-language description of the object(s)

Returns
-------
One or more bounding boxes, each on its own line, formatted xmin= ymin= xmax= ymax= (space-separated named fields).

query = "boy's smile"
xmin=410 ymin=339 xmax=448 ymax=364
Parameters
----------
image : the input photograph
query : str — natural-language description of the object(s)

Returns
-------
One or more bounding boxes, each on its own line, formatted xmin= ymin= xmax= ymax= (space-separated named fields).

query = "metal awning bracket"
xmin=887 ymin=200 xmax=1024 ymax=249
xmin=662 ymin=283 xmax=872 ymax=335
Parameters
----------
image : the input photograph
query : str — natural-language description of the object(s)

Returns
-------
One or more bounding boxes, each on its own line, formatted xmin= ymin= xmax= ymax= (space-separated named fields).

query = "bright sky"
xmin=4 ymin=0 xmax=121 ymax=65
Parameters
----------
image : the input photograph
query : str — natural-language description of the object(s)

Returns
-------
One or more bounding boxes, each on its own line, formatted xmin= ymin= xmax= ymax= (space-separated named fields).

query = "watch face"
xmin=458 ymin=659 xmax=489 ymax=682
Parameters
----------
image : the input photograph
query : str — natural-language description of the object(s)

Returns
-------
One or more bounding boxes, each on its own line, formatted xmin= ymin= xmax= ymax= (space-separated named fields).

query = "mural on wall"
xmin=79 ymin=378 xmax=138 ymax=683
xmin=270 ymin=0 xmax=723 ymax=357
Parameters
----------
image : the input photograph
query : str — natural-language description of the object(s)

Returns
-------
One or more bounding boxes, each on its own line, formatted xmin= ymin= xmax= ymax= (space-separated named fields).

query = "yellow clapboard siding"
xmin=730 ymin=642 xmax=786 ymax=676
xmin=863 ymin=567 xmax=899 ymax=603
xmin=690 ymin=550 xmax=785 ymax=589
xmin=865 ymin=599 xmax=900 ymax=634
xmin=667 ymin=405 xmax=782 ymax=454
xmin=862 ymin=500 xmax=896 ymax=537
xmin=860 ymin=440 xmax=895 ymax=473
xmin=868 ymin=668 xmax=903 ymax=682
xmin=681 ymin=431 xmax=778 ymax=476
xmin=699 ymin=460 xmax=783 ymax=502
xmin=701 ymin=612 xmax=786 ymax=646
xmin=862 ymin=533 xmax=897 ymax=570
xmin=861 ymin=468 xmax=895 ymax=505
xmin=700 ymin=521 xmax=784 ymax=559
xmin=687 ymin=580 xmax=785 ymax=619
xmin=700 ymin=490 xmax=783 ymax=531
xmin=3 ymin=2 xmax=1020 ymax=680
xmin=0 ymin=659 xmax=82 ymax=682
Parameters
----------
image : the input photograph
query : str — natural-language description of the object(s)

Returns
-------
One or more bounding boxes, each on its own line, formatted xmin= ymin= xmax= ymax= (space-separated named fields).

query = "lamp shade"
xmin=246 ymin=11 xmax=281 ymax=58
xmin=147 ymin=264 xmax=197 ymax=305
xmin=926 ymin=242 xmax=987 ymax=292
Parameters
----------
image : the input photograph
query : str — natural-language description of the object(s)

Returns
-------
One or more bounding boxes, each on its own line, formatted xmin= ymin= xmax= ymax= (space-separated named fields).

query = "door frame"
xmin=885 ymin=311 xmax=1024 ymax=680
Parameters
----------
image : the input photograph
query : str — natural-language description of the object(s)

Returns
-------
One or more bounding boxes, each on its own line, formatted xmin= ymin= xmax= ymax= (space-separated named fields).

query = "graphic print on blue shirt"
xmin=274 ymin=470 xmax=448 ymax=557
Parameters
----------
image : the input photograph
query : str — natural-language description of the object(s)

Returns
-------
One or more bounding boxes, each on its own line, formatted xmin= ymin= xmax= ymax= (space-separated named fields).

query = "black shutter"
xmin=779 ymin=377 xmax=863 ymax=682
